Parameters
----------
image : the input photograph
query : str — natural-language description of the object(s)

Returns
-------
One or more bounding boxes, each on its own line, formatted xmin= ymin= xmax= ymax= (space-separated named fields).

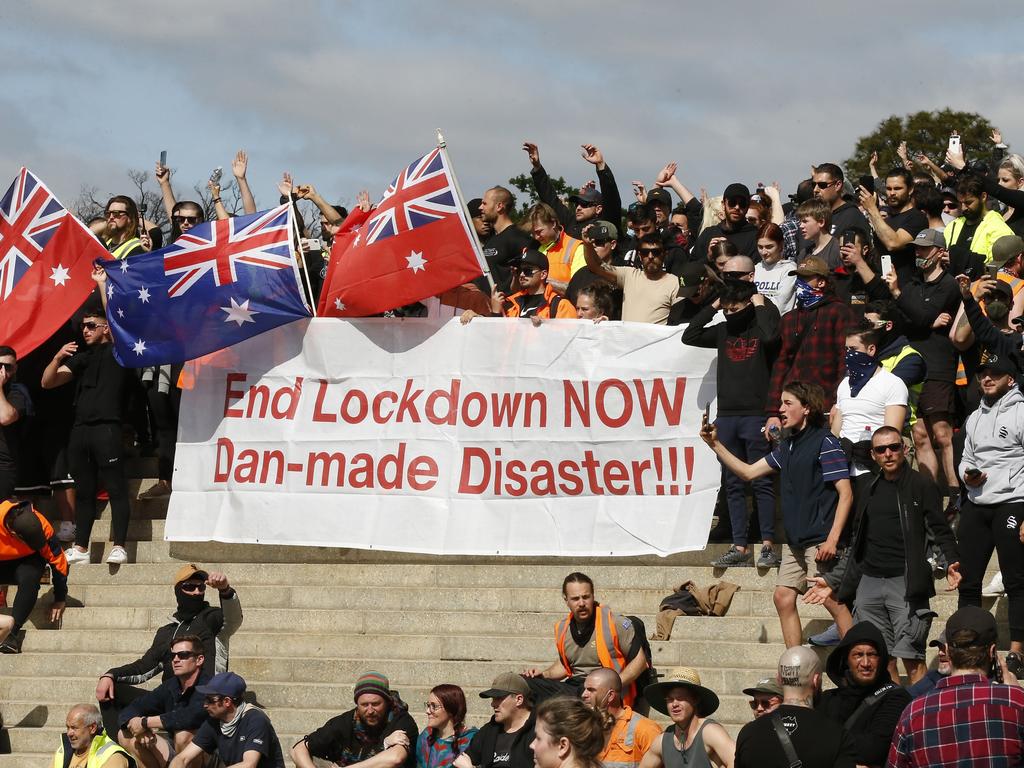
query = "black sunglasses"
xmin=518 ymin=267 xmax=540 ymax=276
xmin=722 ymin=270 xmax=753 ymax=279
xmin=638 ymin=247 xmax=664 ymax=256
xmin=170 ymin=650 xmax=198 ymax=660
xmin=81 ymin=321 xmax=107 ymax=331
xmin=871 ymin=442 xmax=903 ymax=455
xmin=179 ymin=581 xmax=207 ymax=592
xmin=173 ymin=215 xmax=201 ymax=224
xmin=813 ymin=180 xmax=837 ymax=189
xmin=0 ymin=362 xmax=14 ymax=371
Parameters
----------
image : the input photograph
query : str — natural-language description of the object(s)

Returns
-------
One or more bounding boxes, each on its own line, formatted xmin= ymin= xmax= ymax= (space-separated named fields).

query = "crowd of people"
xmin=2 ymin=129 xmax=1024 ymax=764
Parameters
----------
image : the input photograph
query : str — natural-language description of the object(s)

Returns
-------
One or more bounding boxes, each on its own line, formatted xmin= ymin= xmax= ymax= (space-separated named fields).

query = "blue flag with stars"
xmin=101 ymin=204 xmax=311 ymax=366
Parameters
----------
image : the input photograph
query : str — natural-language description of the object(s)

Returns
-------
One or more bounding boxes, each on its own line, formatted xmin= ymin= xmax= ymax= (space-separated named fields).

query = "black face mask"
xmin=725 ymin=304 xmax=756 ymax=333
xmin=174 ymin=584 xmax=206 ymax=616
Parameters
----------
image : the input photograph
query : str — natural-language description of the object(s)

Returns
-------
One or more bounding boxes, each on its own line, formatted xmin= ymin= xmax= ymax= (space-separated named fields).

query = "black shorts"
xmin=919 ymin=380 xmax=956 ymax=418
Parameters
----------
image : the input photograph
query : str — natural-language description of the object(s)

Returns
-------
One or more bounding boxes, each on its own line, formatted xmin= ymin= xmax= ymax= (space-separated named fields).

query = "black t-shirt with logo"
xmin=735 ymin=705 xmax=858 ymax=768
xmin=483 ymin=226 xmax=536 ymax=293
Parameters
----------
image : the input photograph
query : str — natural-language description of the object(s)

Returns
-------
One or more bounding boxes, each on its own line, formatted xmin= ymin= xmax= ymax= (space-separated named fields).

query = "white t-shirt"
xmin=754 ymin=259 xmax=797 ymax=315
xmin=835 ymin=369 xmax=909 ymax=475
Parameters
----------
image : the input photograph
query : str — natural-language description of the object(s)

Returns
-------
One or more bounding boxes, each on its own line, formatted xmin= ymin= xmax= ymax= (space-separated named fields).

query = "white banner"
xmin=167 ymin=318 xmax=720 ymax=556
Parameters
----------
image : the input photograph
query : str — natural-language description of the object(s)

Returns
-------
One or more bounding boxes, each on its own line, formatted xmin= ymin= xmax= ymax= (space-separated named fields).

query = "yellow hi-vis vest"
xmin=880 ymin=345 xmax=923 ymax=429
xmin=53 ymin=732 xmax=135 ymax=768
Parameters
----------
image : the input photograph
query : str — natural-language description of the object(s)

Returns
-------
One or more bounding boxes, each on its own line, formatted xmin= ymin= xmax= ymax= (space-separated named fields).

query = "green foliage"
xmin=844 ymin=109 xmax=996 ymax=180
xmin=507 ymin=172 xmax=578 ymax=220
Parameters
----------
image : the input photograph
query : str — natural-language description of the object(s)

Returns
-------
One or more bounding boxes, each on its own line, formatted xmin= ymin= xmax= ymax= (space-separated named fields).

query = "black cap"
xmin=569 ymin=187 xmax=602 ymax=206
xmin=976 ymin=352 xmax=1018 ymax=378
xmin=467 ymin=198 xmax=483 ymax=218
xmin=945 ymin=606 xmax=998 ymax=648
xmin=646 ymin=188 xmax=672 ymax=209
xmin=517 ymin=250 xmax=549 ymax=272
xmin=723 ymin=183 xmax=751 ymax=202
xmin=678 ymin=262 xmax=708 ymax=298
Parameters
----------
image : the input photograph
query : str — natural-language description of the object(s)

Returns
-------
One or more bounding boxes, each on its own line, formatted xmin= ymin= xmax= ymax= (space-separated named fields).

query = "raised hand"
xmin=631 ymin=181 xmax=647 ymax=204
xmin=858 ymin=185 xmax=878 ymax=214
xmin=294 ymin=184 xmax=316 ymax=200
xmin=90 ymin=264 xmax=107 ymax=285
xmin=522 ymin=141 xmax=541 ymax=168
xmin=897 ymin=140 xmax=911 ymax=167
xmin=278 ymin=172 xmax=294 ymax=198
xmin=580 ymin=144 xmax=604 ymax=167
xmin=154 ymin=162 xmax=170 ymax=184
xmin=654 ymin=162 xmax=677 ymax=188
xmin=992 ymin=129 xmax=1003 ymax=146
xmin=232 ymin=149 xmax=248 ymax=179
xmin=356 ymin=190 xmax=371 ymax=212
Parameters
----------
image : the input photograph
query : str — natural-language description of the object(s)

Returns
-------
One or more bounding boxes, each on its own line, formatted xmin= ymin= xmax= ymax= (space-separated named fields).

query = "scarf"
xmin=220 ymin=702 xmax=251 ymax=738
xmin=342 ymin=693 xmax=411 ymax=765
xmin=795 ymin=278 xmax=825 ymax=309
xmin=845 ymin=349 xmax=879 ymax=397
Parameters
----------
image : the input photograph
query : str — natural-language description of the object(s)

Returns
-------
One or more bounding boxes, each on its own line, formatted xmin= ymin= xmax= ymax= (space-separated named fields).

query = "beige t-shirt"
xmin=613 ymin=267 xmax=680 ymax=324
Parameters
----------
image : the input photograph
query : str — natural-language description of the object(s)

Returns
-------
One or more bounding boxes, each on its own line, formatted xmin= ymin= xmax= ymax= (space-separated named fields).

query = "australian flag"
xmin=102 ymin=204 xmax=311 ymax=366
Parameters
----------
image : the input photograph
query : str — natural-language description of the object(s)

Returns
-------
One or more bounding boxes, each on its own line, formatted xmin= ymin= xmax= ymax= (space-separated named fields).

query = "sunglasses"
xmin=203 ymin=695 xmax=223 ymax=705
xmin=812 ymin=180 xmax=837 ymax=189
xmin=105 ymin=210 xmax=129 ymax=219
xmin=942 ymin=202 xmax=959 ymax=209
xmin=81 ymin=321 xmax=107 ymax=331
xmin=638 ymin=248 xmax=664 ymax=256
xmin=748 ymin=698 xmax=778 ymax=710
xmin=575 ymin=201 xmax=597 ymax=208
xmin=170 ymin=650 xmax=198 ymax=660
xmin=179 ymin=581 xmax=207 ymax=592
xmin=722 ymin=270 xmax=753 ymax=279
xmin=725 ymin=198 xmax=748 ymax=208
xmin=0 ymin=362 xmax=14 ymax=371
xmin=518 ymin=267 xmax=540 ymax=277
xmin=871 ymin=442 xmax=903 ymax=455
xmin=173 ymin=215 xmax=200 ymax=224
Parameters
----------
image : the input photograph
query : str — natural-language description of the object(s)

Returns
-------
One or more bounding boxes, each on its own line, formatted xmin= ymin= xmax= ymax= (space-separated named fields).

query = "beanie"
xmin=353 ymin=671 xmax=391 ymax=702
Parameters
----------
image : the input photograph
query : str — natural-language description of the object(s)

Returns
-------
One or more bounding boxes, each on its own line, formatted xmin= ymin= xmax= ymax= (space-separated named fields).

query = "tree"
xmin=507 ymin=172 xmax=579 ymax=220
xmin=844 ymin=109 xmax=996 ymax=181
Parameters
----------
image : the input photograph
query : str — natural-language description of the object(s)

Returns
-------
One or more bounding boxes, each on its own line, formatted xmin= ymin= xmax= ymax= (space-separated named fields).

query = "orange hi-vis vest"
xmin=0 ymin=501 xmax=69 ymax=577
xmin=955 ymin=272 xmax=1024 ymax=386
xmin=543 ymin=231 xmax=582 ymax=285
xmin=555 ymin=604 xmax=636 ymax=705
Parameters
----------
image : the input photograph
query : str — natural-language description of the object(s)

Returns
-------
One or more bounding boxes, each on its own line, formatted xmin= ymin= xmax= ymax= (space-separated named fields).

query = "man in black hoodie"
xmin=818 ymin=621 xmax=911 ymax=768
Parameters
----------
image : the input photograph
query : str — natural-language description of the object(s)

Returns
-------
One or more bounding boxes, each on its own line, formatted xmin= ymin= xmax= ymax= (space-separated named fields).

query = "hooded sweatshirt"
xmin=960 ymin=385 xmax=1024 ymax=505
xmin=819 ymin=621 xmax=911 ymax=768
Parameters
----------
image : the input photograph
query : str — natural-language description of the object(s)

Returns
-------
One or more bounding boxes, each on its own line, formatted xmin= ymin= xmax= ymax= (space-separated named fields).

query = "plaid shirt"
xmin=780 ymin=213 xmax=801 ymax=262
xmin=766 ymin=295 xmax=856 ymax=413
xmin=887 ymin=673 xmax=1024 ymax=767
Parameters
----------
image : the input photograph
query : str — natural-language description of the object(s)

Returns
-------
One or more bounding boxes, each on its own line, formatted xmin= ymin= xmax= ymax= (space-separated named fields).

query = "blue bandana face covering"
xmin=845 ymin=348 xmax=879 ymax=396
xmin=795 ymin=278 xmax=825 ymax=309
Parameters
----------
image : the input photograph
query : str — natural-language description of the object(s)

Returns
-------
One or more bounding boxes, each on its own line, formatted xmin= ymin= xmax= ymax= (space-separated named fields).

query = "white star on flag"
xmin=137 ymin=287 xmax=150 ymax=303
xmin=221 ymin=297 xmax=259 ymax=327
xmin=406 ymin=250 xmax=427 ymax=273
xmin=49 ymin=264 xmax=70 ymax=286
xmin=107 ymin=283 xmax=114 ymax=299
xmin=353 ymin=233 xmax=361 ymax=247
xmin=119 ymin=260 xmax=129 ymax=273
xmin=334 ymin=298 xmax=345 ymax=311
xmin=116 ymin=308 xmax=124 ymax=318
xmin=132 ymin=339 xmax=147 ymax=356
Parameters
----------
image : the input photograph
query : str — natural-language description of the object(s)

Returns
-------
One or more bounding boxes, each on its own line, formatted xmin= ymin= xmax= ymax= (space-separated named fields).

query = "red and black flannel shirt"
xmin=887 ymin=673 xmax=1024 ymax=767
xmin=766 ymin=294 xmax=856 ymax=413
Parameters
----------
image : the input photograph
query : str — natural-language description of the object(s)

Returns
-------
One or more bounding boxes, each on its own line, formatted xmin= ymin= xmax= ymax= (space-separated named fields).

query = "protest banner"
xmin=167 ymin=317 xmax=720 ymax=556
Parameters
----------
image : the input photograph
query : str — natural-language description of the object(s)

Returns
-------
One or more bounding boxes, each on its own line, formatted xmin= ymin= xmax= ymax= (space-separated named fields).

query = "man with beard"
xmin=292 ymin=672 xmax=419 ymax=768
xmin=523 ymin=573 xmax=649 ymax=707
xmin=582 ymin=231 xmax=680 ymax=324
xmin=101 ymin=195 xmax=147 ymax=260
xmin=906 ymin=631 xmax=953 ymax=698
xmin=859 ymin=169 xmax=928 ymax=283
xmin=818 ymin=622 xmax=911 ymax=767
xmin=95 ymin=564 xmax=242 ymax=734
xmin=581 ymin=668 xmax=661 ymax=768
xmin=479 ymin=186 xmax=535 ymax=293
xmin=944 ymin=175 xmax=1014 ymax=270
xmin=639 ymin=668 xmax=734 ymax=768
xmin=952 ymin=276 xmax=1022 ymax=412
xmin=735 ymin=647 xmax=857 ymax=768
xmin=692 ymin=183 xmax=759 ymax=260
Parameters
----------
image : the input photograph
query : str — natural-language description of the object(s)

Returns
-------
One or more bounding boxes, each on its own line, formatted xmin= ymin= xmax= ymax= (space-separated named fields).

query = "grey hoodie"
xmin=960 ymin=386 xmax=1024 ymax=505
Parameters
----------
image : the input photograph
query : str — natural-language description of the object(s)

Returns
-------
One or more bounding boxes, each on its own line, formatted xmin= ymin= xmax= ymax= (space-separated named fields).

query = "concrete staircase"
xmin=0 ymin=461 xmax=1007 ymax=765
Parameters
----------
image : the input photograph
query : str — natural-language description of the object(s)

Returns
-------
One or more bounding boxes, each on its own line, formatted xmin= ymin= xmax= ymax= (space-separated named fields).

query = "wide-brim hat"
xmin=643 ymin=666 xmax=719 ymax=717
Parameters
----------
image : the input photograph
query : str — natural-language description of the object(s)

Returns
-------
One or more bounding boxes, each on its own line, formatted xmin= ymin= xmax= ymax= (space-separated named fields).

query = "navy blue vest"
xmin=776 ymin=425 xmax=840 ymax=547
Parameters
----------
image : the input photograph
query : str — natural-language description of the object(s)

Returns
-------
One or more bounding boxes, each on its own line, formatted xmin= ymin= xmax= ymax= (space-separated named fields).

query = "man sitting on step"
xmin=454 ymin=672 xmax=536 ymax=768
xmin=54 ymin=703 xmax=135 ymax=768
xmin=581 ymin=668 xmax=662 ymax=768
xmin=96 ymin=563 xmax=242 ymax=734
xmin=291 ymin=671 xmax=419 ymax=768
xmin=522 ymin=572 xmax=650 ymax=706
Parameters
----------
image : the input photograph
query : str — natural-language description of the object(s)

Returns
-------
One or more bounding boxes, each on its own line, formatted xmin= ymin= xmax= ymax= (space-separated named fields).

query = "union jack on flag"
xmin=0 ymin=168 xmax=67 ymax=300
xmin=163 ymin=204 xmax=294 ymax=297
xmin=363 ymin=148 xmax=459 ymax=246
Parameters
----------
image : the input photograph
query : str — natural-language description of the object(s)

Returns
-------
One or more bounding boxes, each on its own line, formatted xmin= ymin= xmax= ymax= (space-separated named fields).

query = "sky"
xmin=3 ymin=1 xmax=1024 ymax=218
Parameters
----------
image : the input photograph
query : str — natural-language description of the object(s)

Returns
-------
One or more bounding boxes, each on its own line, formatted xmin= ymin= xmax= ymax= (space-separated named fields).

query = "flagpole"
xmin=286 ymin=198 xmax=318 ymax=317
xmin=436 ymin=130 xmax=495 ymax=291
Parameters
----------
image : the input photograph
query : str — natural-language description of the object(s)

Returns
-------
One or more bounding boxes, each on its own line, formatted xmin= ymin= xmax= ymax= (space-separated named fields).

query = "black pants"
xmin=67 ymin=422 xmax=130 ymax=547
xmin=958 ymin=499 xmax=1024 ymax=643
xmin=146 ymin=380 xmax=181 ymax=483
xmin=0 ymin=469 xmax=15 ymax=502
xmin=0 ymin=554 xmax=46 ymax=630
xmin=524 ymin=675 xmax=584 ymax=705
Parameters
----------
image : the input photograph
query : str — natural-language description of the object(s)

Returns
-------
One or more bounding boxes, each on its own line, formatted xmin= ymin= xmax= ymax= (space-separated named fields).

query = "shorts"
xmin=854 ymin=574 xmax=936 ymax=660
xmin=776 ymin=544 xmax=840 ymax=594
xmin=918 ymin=381 xmax=956 ymax=418
xmin=50 ymin=445 xmax=74 ymax=488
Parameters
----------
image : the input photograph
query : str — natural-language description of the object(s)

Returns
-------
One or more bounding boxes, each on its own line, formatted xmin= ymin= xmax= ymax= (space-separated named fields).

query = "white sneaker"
xmin=983 ymin=572 xmax=1005 ymax=596
xmin=105 ymin=545 xmax=128 ymax=565
xmin=57 ymin=521 xmax=76 ymax=543
xmin=64 ymin=546 xmax=90 ymax=564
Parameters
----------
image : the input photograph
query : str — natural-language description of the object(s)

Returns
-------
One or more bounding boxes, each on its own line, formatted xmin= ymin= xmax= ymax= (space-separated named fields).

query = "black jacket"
xmin=830 ymin=463 xmax=958 ymax=604
xmin=466 ymin=711 xmax=536 ymax=768
xmin=531 ymin=164 xmax=623 ymax=239
xmin=819 ymin=622 xmax=912 ymax=768
xmin=117 ymin=671 xmax=211 ymax=735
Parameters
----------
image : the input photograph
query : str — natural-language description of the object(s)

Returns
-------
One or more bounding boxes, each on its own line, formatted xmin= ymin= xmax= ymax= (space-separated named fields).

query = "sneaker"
xmin=64 ymin=546 xmax=90 ymax=565
xmin=138 ymin=481 xmax=171 ymax=500
xmin=983 ymin=572 xmax=1005 ymax=597
xmin=106 ymin=545 xmax=128 ymax=565
xmin=0 ymin=631 xmax=23 ymax=654
xmin=808 ymin=623 xmax=841 ymax=647
xmin=756 ymin=545 xmax=782 ymax=568
xmin=56 ymin=521 xmax=76 ymax=543
xmin=1006 ymin=651 xmax=1024 ymax=680
xmin=710 ymin=546 xmax=753 ymax=568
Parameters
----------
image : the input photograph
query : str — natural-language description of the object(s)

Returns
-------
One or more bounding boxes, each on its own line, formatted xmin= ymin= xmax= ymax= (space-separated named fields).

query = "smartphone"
xmin=880 ymin=254 xmax=893 ymax=277
xmin=994 ymin=652 xmax=1004 ymax=683
xmin=987 ymin=264 xmax=1001 ymax=278
xmin=159 ymin=150 xmax=167 ymax=167
xmin=702 ymin=403 xmax=711 ymax=433
xmin=948 ymin=134 xmax=961 ymax=154
xmin=209 ymin=166 xmax=223 ymax=185
xmin=965 ymin=468 xmax=981 ymax=480
xmin=842 ymin=231 xmax=857 ymax=247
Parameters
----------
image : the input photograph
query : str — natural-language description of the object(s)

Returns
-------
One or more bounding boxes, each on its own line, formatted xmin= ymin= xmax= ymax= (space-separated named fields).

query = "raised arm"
xmin=654 ymin=162 xmax=695 ymax=205
xmin=295 ymin=183 xmax=345 ymax=225
xmin=699 ymin=418 xmax=776 ymax=482
xmin=231 ymin=150 xmax=257 ymax=214
xmin=155 ymin=162 xmax=177 ymax=220
xmin=208 ymin=181 xmax=229 ymax=221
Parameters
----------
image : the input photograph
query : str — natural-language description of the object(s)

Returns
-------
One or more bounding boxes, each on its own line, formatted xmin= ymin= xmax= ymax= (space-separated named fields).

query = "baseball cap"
xmin=991 ymin=235 xmax=1024 ymax=266
xmin=976 ymin=352 xmax=1017 ymax=378
xmin=569 ymin=188 xmax=602 ymax=206
xmin=742 ymin=678 xmax=784 ymax=698
xmin=586 ymin=220 xmax=618 ymax=242
xmin=678 ymin=262 xmax=709 ymax=298
xmin=985 ymin=280 xmax=1014 ymax=302
xmin=516 ymin=250 xmax=549 ymax=272
xmin=479 ymin=672 xmax=531 ymax=699
xmin=196 ymin=671 xmax=246 ymax=700
xmin=723 ymin=183 xmax=751 ymax=202
xmin=945 ymin=606 xmax=998 ymax=648
xmin=646 ymin=188 xmax=672 ymax=209
xmin=467 ymin=198 xmax=483 ymax=218
xmin=911 ymin=229 xmax=946 ymax=249
xmin=928 ymin=629 xmax=947 ymax=649
xmin=789 ymin=256 xmax=830 ymax=278
xmin=174 ymin=563 xmax=209 ymax=585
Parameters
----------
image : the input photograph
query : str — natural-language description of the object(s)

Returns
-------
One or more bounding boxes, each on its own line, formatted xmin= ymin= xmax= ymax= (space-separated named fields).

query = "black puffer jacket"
xmin=819 ymin=622 xmax=912 ymax=768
